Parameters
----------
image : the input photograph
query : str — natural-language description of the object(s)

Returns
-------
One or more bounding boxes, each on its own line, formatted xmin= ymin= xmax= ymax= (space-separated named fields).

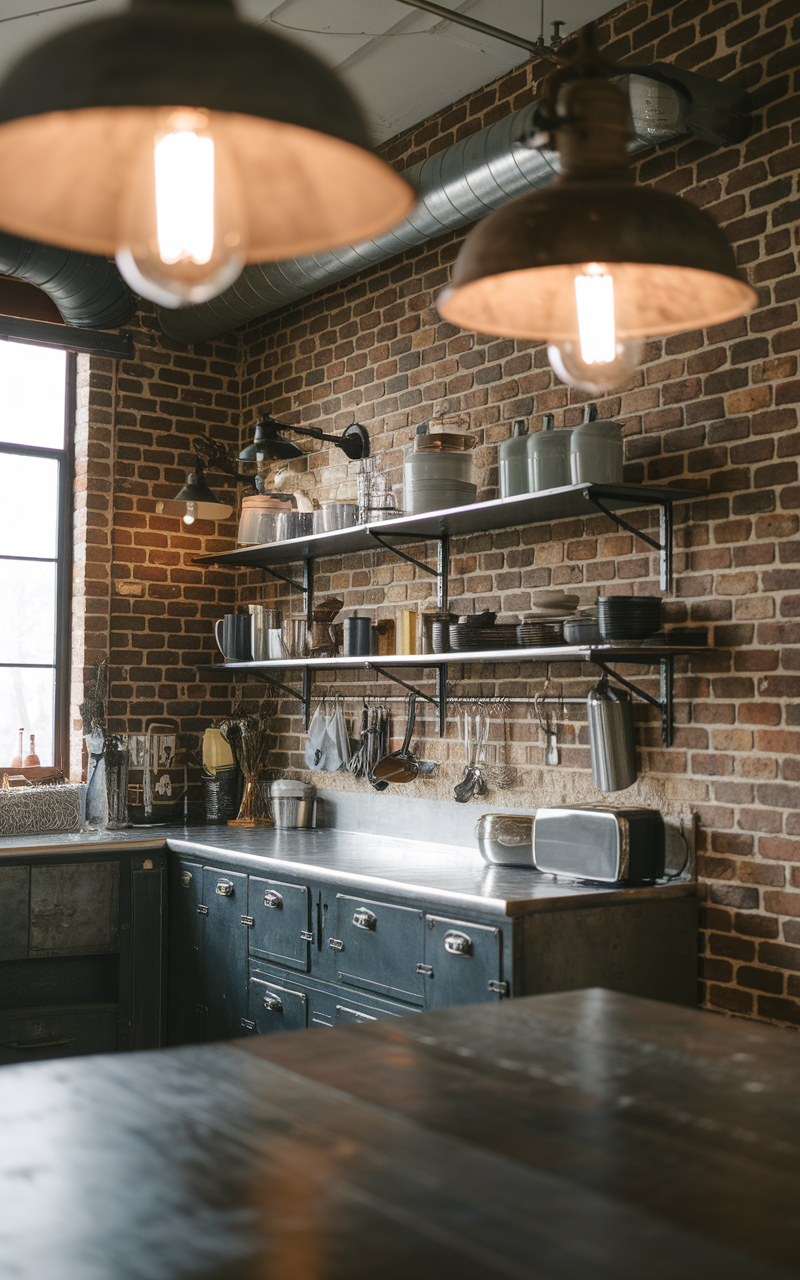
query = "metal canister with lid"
xmin=269 ymin=779 xmax=316 ymax=829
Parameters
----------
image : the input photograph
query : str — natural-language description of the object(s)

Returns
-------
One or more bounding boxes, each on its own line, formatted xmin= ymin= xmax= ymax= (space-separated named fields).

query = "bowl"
xmin=563 ymin=618 xmax=602 ymax=644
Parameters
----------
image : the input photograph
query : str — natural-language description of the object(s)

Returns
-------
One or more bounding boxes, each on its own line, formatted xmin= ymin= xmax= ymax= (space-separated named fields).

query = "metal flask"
xmin=587 ymin=674 xmax=637 ymax=792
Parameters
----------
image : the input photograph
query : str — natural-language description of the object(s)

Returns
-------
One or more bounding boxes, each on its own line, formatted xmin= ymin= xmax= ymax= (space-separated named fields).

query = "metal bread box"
xmin=533 ymin=807 xmax=665 ymax=884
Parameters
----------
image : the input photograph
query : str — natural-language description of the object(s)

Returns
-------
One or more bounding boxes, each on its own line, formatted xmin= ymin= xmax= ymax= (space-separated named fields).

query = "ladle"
xmin=373 ymin=694 xmax=419 ymax=784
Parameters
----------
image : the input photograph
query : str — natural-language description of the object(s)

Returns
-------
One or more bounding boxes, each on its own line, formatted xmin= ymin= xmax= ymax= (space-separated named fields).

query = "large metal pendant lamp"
xmin=0 ymin=0 xmax=413 ymax=309
xmin=438 ymin=32 xmax=757 ymax=393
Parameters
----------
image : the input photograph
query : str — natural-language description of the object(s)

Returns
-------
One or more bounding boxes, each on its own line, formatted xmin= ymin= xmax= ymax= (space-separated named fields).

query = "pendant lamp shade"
xmin=0 ymin=0 xmax=413 ymax=267
xmin=161 ymin=470 xmax=233 ymax=523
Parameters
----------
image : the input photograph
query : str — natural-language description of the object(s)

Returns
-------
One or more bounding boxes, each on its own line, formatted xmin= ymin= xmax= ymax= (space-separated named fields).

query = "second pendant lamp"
xmin=0 ymin=0 xmax=413 ymax=309
xmin=438 ymin=34 xmax=757 ymax=393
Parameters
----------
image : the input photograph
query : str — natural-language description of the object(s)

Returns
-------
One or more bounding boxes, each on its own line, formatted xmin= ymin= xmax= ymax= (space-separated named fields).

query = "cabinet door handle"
xmin=215 ymin=880 xmax=235 ymax=897
xmin=240 ymin=1018 xmax=256 ymax=1032
xmin=180 ymin=870 xmax=193 ymax=888
xmin=263 ymin=891 xmax=283 ymax=909
xmin=2 ymin=1036 xmax=75 ymax=1051
xmin=329 ymin=938 xmax=344 ymax=951
xmin=263 ymin=993 xmax=283 ymax=1013
xmin=488 ymin=980 xmax=509 ymax=996
xmin=444 ymin=930 xmax=473 ymax=957
xmin=416 ymin=963 xmax=434 ymax=977
xmin=300 ymin=930 xmax=313 ymax=942
xmin=352 ymin=907 xmax=377 ymax=931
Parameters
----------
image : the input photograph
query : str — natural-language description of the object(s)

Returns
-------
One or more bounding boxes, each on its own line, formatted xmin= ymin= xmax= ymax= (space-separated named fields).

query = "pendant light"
xmin=438 ymin=32 xmax=757 ymax=394
xmin=0 ymin=0 xmax=413 ymax=309
xmin=160 ymin=466 xmax=234 ymax=525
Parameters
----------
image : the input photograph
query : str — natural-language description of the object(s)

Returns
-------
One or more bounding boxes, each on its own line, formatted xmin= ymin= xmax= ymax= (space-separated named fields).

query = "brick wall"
xmin=75 ymin=0 xmax=800 ymax=1026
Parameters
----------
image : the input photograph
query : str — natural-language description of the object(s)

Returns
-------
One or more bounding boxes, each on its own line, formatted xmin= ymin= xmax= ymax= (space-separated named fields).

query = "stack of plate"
xmin=516 ymin=620 xmax=564 ymax=647
xmin=450 ymin=624 xmax=519 ymax=651
xmin=527 ymin=590 xmax=580 ymax=616
xmin=405 ymin=479 xmax=477 ymax=514
xmin=597 ymin=595 xmax=662 ymax=640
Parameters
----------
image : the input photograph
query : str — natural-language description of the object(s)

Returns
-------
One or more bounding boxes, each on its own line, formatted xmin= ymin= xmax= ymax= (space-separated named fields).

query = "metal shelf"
xmin=198 ymin=644 xmax=702 ymax=746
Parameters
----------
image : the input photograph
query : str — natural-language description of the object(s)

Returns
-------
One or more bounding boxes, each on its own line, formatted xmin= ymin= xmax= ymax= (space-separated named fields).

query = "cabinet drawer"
xmin=248 ymin=877 xmax=311 ymax=971
xmin=0 ymin=1003 xmax=117 ymax=1065
xmin=245 ymin=977 xmax=308 ymax=1035
xmin=422 ymin=915 xmax=505 ymax=1009
xmin=332 ymin=895 xmax=424 ymax=1004
xmin=309 ymin=987 xmax=419 ymax=1029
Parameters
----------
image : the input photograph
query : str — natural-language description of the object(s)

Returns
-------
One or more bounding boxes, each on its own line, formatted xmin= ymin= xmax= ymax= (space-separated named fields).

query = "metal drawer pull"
xmin=353 ymin=907 xmax=377 ymax=930
xmin=196 ymin=904 xmax=208 ymax=915
xmin=216 ymin=880 xmax=235 ymax=897
xmin=300 ymin=930 xmax=313 ymax=941
xmin=263 ymin=890 xmax=283 ymax=909
xmin=444 ymin=931 xmax=473 ymax=957
xmin=488 ymin=980 xmax=509 ymax=996
xmin=329 ymin=938 xmax=344 ymax=951
xmin=416 ymin=963 xmax=434 ymax=976
xmin=240 ymin=1018 xmax=256 ymax=1031
xmin=180 ymin=870 xmax=193 ymax=888
xmin=263 ymin=993 xmax=283 ymax=1013
xmin=241 ymin=915 xmax=254 ymax=928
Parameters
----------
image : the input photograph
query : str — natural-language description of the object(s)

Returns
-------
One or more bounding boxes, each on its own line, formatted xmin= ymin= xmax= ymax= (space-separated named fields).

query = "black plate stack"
xmin=597 ymin=595 xmax=662 ymax=641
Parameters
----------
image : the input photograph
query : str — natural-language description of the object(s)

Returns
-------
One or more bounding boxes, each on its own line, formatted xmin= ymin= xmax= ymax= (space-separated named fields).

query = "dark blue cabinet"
xmin=422 ymin=914 xmax=504 ymax=1009
xmin=167 ymin=859 xmax=203 ymax=1047
xmin=202 ymin=867 xmax=248 ymax=1042
xmin=248 ymin=876 xmax=311 ymax=971
xmin=332 ymin=894 xmax=425 ymax=1005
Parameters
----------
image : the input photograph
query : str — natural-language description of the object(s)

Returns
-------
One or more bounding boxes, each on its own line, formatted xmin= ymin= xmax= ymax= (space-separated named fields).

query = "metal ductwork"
xmin=159 ymin=65 xmax=751 ymax=347
xmin=0 ymin=233 xmax=135 ymax=330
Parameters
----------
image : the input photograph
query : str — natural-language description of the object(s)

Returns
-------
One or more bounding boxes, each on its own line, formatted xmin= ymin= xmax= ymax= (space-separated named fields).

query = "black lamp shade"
xmin=0 ymin=0 xmax=413 ymax=262
xmin=161 ymin=470 xmax=233 ymax=522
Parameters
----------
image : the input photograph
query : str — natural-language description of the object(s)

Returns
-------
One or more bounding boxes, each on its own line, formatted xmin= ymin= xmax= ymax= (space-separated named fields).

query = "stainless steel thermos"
xmin=587 ymin=674 xmax=637 ymax=792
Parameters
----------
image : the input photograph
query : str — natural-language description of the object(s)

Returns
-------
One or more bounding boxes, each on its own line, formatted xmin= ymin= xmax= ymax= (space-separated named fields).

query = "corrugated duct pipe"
xmin=0 ymin=232 xmax=135 ymax=329
xmin=159 ymin=66 xmax=750 ymax=347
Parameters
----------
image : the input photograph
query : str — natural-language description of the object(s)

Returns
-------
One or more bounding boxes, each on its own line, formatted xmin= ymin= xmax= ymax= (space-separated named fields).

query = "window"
xmin=0 ymin=341 xmax=73 ymax=772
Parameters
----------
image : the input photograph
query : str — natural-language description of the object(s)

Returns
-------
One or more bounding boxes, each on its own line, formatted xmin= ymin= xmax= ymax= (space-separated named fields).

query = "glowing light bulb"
xmin=547 ymin=264 xmax=644 ymax=393
xmin=183 ymin=502 xmax=197 ymax=526
xmin=116 ymin=109 xmax=247 ymax=309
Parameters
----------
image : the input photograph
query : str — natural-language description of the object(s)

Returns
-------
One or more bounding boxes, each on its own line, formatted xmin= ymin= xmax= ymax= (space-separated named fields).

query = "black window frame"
xmin=0 ymin=349 xmax=75 ymax=774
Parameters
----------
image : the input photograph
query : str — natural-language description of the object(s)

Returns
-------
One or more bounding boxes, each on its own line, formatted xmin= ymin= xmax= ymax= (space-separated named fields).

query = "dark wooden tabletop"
xmin=0 ymin=989 xmax=797 ymax=1278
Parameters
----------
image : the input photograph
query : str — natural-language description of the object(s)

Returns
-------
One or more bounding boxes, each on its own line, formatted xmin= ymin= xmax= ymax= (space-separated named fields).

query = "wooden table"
xmin=1 ymin=990 xmax=798 ymax=1278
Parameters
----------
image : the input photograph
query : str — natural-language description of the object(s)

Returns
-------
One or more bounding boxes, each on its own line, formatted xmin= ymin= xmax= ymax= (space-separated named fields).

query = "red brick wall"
xmin=74 ymin=0 xmax=800 ymax=1026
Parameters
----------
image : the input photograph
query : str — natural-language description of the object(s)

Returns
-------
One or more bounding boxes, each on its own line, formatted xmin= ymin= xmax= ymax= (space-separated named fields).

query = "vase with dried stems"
xmin=218 ymin=700 xmax=277 ymax=828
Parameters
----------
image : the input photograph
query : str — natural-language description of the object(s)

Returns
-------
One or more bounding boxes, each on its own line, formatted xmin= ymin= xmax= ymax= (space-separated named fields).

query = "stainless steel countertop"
xmin=0 ymin=823 xmax=694 ymax=917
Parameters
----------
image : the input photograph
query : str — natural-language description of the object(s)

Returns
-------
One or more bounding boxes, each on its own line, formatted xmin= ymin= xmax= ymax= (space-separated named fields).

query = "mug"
xmin=250 ymin=605 xmax=281 ymax=661
xmin=215 ymin=614 xmax=252 ymax=662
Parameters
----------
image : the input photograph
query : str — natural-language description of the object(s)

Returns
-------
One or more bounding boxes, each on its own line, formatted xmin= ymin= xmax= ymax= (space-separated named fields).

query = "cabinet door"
xmin=202 ymin=867 xmax=248 ymax=1042
xmin=248 ymin=877 xmax=311 ymax=971
xmin=29 ymin=862 xmax=119 ymax=957
xmin=245 ymin=977 xmax=308 ymax=1035
xmin=332 ymin=895 xmax=425 ymax=1004
xmin=423 ymin=915 xmax=505 ymax=1010
xmin=167 ymin=860 xmax=204 ymax=1046
xmin=0 ymin=866 xmax=29 ymax=961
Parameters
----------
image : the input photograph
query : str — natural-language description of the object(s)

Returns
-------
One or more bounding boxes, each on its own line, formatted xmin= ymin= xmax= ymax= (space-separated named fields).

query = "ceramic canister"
xmin=498 ymin=419 xmax=530 ymax=497
xmin=570 ymin=402 xmax=624 ymax=485
xmin=527 ymin=413 xmax=573 ymax=491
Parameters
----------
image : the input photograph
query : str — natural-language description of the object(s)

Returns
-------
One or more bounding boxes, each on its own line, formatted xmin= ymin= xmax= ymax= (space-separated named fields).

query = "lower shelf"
xmin=198 ymin=643 xmax=705 ymax=747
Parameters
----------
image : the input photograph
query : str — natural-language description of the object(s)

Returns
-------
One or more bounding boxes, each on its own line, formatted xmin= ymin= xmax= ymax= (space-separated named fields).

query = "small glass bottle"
xmin=24 ymin=734 xmax=41 ymax=767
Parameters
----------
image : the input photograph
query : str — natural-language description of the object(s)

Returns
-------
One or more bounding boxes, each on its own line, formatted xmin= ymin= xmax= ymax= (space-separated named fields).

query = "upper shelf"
xmin=194 ymin=482 xmax=699 ymax=569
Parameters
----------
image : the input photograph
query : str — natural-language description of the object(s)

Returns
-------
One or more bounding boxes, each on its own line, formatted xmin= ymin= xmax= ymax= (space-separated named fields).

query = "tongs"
xmin=454 ymin=706 xmax=489 ymax=803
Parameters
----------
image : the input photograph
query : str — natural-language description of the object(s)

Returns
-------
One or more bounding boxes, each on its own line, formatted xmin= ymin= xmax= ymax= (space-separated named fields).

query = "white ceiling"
xmin=0 ymin=0 xmax=617 ymax=144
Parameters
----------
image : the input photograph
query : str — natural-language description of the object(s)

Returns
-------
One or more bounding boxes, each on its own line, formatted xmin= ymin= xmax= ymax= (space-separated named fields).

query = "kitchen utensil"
xmin=219 ymin=708 xmax=275 ymax=827
xmin=343 ymin=615 xmax=372 ymax=656
xmin=431 ymin=613 xmax=455 ymax=652
xmin=570 ymin=402 xmax=624 ymax=485
xmin=533 ymin=807 xmax=665 ymax=882
xmin=281 ymin=617 xmax=308 ymax=659
xmin=373 ymin=695 xmax=419 ymax=784
xmin=202 ymin=768 xmax=241 ymax=823
xmin=482 ymin=709 xmax=517 ymax=788
xmin=563 ymin=618 xmax=602 ymax=644
xmin=587 ymin=673 xmax=637 ymax=791
xmin=475 ymin=813 xmax=534 ymax=866
xmin=237 ymin=494 xmax=293 ymax=545
xmin=597 ymin=595 xmax=663 ymax=641
xmin=270 ymin=778 xmax=316 ymax=829
xmin=366 ymin=706 xmax=390 ymax=790
xmin=498 ymin=419 xmax=530 ymax=497
xmin=312 ymin=500 xmax=358 ymax=533
xmin=527 ymin=413 xmax=573 ymax=491
xmin=532 ymin=675 xmax=561 ymax=766
xmin=454 ymin=706 xmax=489 ymax=802
xmin=249 ymin=605 xmax=281 ymax=661
xmin=215 ymin=614 xmax=253 ymax=662
xmin=346 ymin=702 xmax=370 ymax=777
xmin=275 ymin=510 xmax=314 ymax=541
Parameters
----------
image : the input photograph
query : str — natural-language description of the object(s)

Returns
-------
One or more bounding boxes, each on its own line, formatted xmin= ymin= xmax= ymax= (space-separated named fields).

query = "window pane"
xmin=0 ymin=343 xmax=66 ymax=448
xmin=0 ymin=560 xmax=57 ymax=663
xmin=0 ymin=455 xmax=60 ymax=558
xmin=0 ymin=667 xmax=54 ymax=767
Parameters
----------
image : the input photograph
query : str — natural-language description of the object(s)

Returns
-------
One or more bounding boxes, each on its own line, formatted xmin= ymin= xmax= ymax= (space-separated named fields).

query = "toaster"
xmin=533 ymin=807 xmax=665 ymax=883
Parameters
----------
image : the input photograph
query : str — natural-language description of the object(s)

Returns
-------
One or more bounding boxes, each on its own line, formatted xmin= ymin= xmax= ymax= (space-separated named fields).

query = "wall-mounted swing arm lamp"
xmin=238 ymin=415 xmax=371 ymax=464
xmin=437 ymin=26 xmax=757 ymax=394
xmin=0 ymin=0 xmax=413 ymax=310
xmin=160 ymin=436 xmax=257 ymax=525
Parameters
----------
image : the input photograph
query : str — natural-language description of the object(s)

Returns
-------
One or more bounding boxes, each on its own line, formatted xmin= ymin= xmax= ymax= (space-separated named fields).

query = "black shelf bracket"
xmin=593 ymin=655 xmax=674 ymax=747
xmin=367 ymin=529 xmax=440 ymax=577
xmin=586 ymin=494 xmax=673 ymax=592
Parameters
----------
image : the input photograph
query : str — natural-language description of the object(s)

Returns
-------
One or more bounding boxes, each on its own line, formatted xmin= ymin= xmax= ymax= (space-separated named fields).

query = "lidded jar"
xmin=569 ymin=402 xmax=624 ymax=485
xmin=526 ymin=413 xmax=572 ymax=491
xmin=498 ymin=419 xmax=530 ymax=497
